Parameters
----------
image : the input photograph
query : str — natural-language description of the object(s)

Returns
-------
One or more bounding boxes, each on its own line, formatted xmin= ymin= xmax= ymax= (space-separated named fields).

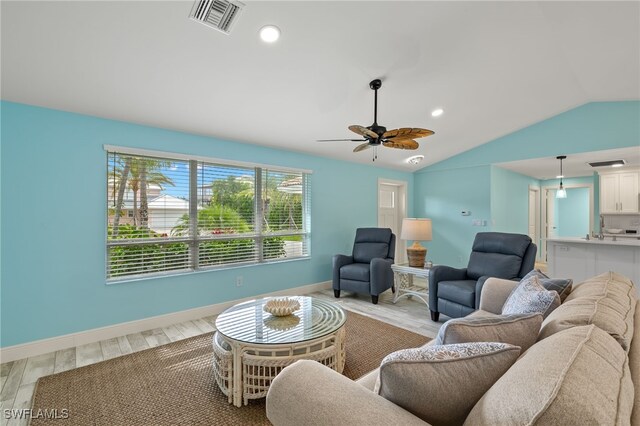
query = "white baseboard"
xmin=0 ymin=281 xmax=332 ymax=363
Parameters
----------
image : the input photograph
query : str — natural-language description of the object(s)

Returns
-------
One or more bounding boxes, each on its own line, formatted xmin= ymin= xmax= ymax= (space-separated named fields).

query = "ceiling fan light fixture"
xmin=318 ymin=78 xmax=434 ymax=162
xmin=406 ymin=155 xmax=424 ymax=165
xmin=431 ymin=108 xmax=444 ymax=117
xmin=259 ymin=25 xmax=280 ymax=43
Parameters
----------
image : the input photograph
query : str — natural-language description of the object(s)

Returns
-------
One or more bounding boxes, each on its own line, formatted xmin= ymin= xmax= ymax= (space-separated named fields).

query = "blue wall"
xmin=414 ymin=101 xmax=639 ymax=266
xmin=540 ymin=175 xmax=598 ymax=234
xmin=414 ymin=165 xmax=492 ymax=268
xmin=0 ymin=102 xmax=413 ymax=347
xmin=555 ymin=187 xmax=590 ymax=237
xmin=491 ymin=167 xmax=540 ymax=235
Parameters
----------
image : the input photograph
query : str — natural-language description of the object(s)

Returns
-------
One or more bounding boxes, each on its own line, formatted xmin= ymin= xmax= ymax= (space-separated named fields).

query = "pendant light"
xmin=556 ymin=155 xmax=567 ymax=199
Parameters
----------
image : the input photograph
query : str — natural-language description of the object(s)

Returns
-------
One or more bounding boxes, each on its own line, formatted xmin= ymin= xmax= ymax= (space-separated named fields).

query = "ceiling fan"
xmin=318 ymin=79 xmax=435 ymax=161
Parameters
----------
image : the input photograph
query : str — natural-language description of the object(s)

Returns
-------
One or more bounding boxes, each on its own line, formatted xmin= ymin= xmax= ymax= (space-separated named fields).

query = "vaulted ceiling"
xmin=2 ymin=1 xmax=639 ymax=170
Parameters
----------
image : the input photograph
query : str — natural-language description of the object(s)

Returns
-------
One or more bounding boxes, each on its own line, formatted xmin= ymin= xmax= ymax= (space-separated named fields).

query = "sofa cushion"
xmin=438 ymin=280 xmax=477 ymax=308
xmin=435 ymin=313 xmax=542 ymax=353
xmin=376 ymin=342 xmax=520 ymax=426
xmin=502 ymin=275 xmax=561 ymax=318
xmin=340 ymin=263 xmax=370 ymax=282
xmin=464 ymin=325 xmax=634 ymax=426
xmin=521 ymin=269 xmax=573 ymax=302
xmin=567 ymin=271 xmax=636 ymax=302
xmin=539 ymin=271 xmax=637 ymax=351
xmin=630 ymin=300 xmax=640 ymax=425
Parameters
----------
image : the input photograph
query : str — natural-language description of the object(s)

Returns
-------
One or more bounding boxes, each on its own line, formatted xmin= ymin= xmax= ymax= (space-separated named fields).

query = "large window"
xmin=106 ymin=148 xmax=311 ymax=281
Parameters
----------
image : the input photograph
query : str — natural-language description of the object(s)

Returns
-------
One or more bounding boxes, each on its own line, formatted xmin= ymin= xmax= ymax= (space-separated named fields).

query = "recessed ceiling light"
xmin=556 ymin=175 xmax=564 ymax=179
xmin=431 ymin=108 xmax=444 ymax=117
xmin=407 ymin=155 xmax=424 ymax=165
xmin=259 ymin=25 xmax=280 ymax=43
xmin=611 ymin=163 xmax=624 ymax=168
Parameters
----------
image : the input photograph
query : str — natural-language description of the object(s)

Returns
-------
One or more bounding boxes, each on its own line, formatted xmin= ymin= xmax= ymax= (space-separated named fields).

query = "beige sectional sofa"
xmin=266 ymin=272 xmax=639 ymax=425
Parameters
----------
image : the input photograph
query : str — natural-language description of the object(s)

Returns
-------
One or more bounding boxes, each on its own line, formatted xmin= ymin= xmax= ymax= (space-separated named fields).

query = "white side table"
xmin=391 ymin=263 xmax=431 ymax=307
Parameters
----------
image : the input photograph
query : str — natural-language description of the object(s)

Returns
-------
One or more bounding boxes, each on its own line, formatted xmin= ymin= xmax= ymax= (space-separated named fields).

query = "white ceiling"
xmin=496 ymin=146 xmax=640 ymax=180
xmin=2 ymin=1 xmax=639 ymax=171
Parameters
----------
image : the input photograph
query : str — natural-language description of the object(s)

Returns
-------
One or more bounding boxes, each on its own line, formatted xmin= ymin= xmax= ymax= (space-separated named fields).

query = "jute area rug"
xmin=31 ymin=311 xmax=429 ymax=425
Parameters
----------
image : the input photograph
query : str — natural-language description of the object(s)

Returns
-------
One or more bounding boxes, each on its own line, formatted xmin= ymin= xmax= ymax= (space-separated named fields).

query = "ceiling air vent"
xmin=588 ymin=160 xmax=626 ymax=168
xmin=190 ymin=0 xmax=244 ymax=35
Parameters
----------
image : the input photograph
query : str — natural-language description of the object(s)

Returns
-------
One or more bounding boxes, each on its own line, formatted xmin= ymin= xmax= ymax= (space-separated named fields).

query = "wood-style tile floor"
xmin=0 ymin=280 xmax=444 ymax=426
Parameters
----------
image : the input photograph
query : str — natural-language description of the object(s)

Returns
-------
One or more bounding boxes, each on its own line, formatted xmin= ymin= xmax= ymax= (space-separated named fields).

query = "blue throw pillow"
xmin=522 ymin=269 xmax=572 ymax=302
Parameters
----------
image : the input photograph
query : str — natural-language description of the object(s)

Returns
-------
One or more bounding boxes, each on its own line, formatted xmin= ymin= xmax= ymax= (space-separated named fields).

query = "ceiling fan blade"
xmin=316 ymin=139 xmax=367 ymax=142
xmin=383 ymin=128 xmax=434 ymax=139
xmin=353 ymin=142 xmax=372 ymax=152
xmin=348 ymin=125 xmax=378 ymax=139
xmin=383 ymin=138 xmax=419 ymax=150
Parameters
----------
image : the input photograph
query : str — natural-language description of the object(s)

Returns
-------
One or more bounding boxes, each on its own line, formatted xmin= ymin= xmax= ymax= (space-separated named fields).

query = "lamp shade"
xmin=400 ymin=218 xmax=432 ymax=241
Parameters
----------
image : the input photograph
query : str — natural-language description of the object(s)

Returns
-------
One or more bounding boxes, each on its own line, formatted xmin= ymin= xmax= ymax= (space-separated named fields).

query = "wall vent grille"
xmin=190 ymin=0 xmax=244 ymax=35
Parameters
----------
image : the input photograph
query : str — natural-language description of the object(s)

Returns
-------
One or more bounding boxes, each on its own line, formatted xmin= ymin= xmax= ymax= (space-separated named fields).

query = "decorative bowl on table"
xmin=607 ymin=228 xmax=624 ymax=234
xmin=263 ymin=298 xmax=300 ymax=317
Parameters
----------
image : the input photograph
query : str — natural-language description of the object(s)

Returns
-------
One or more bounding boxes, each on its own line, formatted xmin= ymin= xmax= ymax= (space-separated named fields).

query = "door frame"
xmin=528 ymin=185 xmax=541 ymax=261
xmin=377 ymin=178 xmax=408 ymax=263
xmin=540 ymin=183 xmax=594 ymax=261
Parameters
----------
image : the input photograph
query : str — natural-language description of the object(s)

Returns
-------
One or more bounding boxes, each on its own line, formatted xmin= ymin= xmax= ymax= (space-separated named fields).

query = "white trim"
xmin=103 ymin=144 xmax=313 ymax=175
xmin=0 ymin=281 xmax=331 ymax=363
xmin=528 ymin=185 xmax=541 ymax=261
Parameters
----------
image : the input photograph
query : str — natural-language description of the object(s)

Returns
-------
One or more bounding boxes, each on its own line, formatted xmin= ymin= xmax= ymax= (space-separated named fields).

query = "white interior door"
xmin=540 ymin=188 xmax=557 ymax=262
xmin=547 ymin=189 xmax=558 ymax=239
xmin=528 ymin=187 xmax=540 ymax=259
xmin=378 ymin=183 xmax=402 ymax=262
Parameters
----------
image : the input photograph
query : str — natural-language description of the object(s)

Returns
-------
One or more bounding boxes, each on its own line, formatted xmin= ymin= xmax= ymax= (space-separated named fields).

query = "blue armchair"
xmin=428 ymin=232 xmax=536 ymax=321
xmin=333 ymin=228 xmax=396 ymax=304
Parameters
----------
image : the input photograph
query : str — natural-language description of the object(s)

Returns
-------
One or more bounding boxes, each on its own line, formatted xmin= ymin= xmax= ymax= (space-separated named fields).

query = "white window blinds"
xmin=106 ymin=149 xmax=311 ymax=281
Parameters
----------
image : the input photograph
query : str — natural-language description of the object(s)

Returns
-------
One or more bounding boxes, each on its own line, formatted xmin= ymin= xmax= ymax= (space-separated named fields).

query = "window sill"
xmin=105 ymin=256 xmax=312 ymax=285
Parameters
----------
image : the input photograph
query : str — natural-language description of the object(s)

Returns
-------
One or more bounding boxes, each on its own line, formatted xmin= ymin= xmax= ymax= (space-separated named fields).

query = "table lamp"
xmin=400 ymin=218 xmax=432 ymax=267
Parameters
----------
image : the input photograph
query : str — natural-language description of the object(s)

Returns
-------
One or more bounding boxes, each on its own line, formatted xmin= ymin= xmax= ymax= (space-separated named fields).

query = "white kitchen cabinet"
xmin=599 ymin=170 xmax=639 ymax=213
xmin=619 ymin=172 xmax=639 ymax=213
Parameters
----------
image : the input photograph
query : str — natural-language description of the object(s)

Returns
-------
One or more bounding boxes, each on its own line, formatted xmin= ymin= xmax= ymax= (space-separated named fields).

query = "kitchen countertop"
xmin=547 ymin=237 xmax=640 ymax=247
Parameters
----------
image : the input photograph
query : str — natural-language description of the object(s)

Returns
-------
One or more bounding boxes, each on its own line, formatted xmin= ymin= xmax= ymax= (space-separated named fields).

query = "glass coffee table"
xmin=212 ymin=296 xmax=346 ymax=407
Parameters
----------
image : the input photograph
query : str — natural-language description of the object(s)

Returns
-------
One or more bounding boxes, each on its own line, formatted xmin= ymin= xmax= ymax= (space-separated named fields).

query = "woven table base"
xmin=30 ymin=311 xmax=429 ymax=425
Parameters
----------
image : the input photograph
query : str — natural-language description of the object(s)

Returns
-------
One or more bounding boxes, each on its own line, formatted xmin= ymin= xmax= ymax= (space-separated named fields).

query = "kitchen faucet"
xmin=598 ymin=214 xmax=605 ymax=240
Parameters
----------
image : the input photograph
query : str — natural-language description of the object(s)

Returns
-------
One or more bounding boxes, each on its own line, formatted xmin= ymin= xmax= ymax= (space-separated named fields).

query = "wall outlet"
xmin=471 ymin=219 xmax=486 ymax=227
xmin=236 ymin=276 xmax=243 ymax=287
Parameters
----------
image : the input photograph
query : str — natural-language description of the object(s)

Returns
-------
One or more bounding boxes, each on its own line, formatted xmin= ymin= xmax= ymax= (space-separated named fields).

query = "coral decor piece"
xmin=263 ymin=298 xmax=301 ymax=317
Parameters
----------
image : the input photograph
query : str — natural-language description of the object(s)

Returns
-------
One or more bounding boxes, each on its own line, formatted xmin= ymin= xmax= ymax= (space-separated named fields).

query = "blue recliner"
xmin=333 ymin=228 xmax=396 ymax=304
xmin=428 ymin=232 xmax=537 ymax=321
